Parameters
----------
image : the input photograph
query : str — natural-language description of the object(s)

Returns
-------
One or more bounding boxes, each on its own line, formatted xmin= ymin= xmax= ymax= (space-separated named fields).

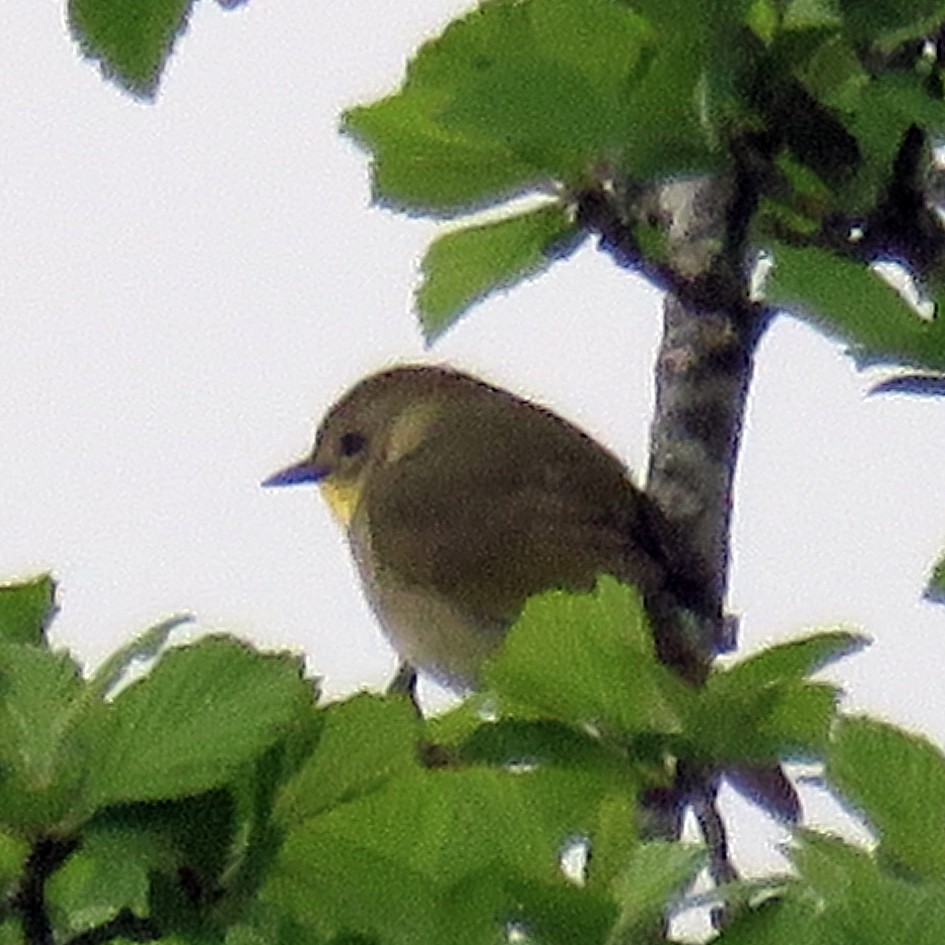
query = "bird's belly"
xmin=349 ymin=524 xmax=506 ymax=691
xmin=371 ymin=578 xmax=506 ymax=691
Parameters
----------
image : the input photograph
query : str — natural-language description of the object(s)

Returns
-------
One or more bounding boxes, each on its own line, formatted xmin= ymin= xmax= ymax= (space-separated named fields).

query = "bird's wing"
xmin=364 ymin=412 xmax=671 ymax=627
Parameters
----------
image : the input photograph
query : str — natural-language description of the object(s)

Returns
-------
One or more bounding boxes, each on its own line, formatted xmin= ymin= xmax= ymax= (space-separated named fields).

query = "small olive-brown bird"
xmin=265 ymin=364 xmax=799 ymax=822
xmin=264 ymin=364 xmax=716 ymax=690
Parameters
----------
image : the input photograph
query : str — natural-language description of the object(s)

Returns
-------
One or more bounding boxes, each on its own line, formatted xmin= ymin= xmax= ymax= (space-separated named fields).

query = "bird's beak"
xmin=262 ymin=457 xmax=328 ymax=488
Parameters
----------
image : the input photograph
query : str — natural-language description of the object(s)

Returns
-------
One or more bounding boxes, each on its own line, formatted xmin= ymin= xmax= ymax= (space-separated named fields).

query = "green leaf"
xmin=784 ymin=0 xmax=843 ymax=30
xmin=686 ymin=632 xmax=861 ymax=765
xmin=224 ymin=903 xmax=319 ymax=945
xmin=344 ymin=93 xmax=544 ymax=215
xmin=0 ymin=919 xmax=25 ymax=945
xmin=792 ymin=829 xmax=878 ymax=897
xmin=88 ymin=614 xmax=189 ymax=700
xmin=68 ymin=0 xmax=193 ymax=99
xmin=840 ymin=0 xmax=945 ymax=48
xmin=607 ymin=842 xmax=706 ymax=945
xmin=0 ymin=575 xmax=57 ymax=647
xmin=484 ymin=578 xmax=685 ymax=738
xmin=423 ymin=693 xmax=497 ymax=747
xmin=791 ymin=830 xmax=945 ymax=945
xmin=345 ymin=0 xmax=713 ymax=212
xmin=0 ymin=643 xmax=96 ymax=830
xmin=308 ymin=767 xmax=592 ymax=886
xmin=268 ymin=766 xmax=611 ymax=945
xmin=502 ymin=875 xmax=616 ymax=945
xmin=795 ymin=34 xmax=867 ymax=111
xmin=617 ymin=32 xmax=729 ymax=178
xmin=441 ymin=57 xmax=630 ymax=181
xmin=453 ymin=719 xmax=645 ymax=883
xmin=46 ymin=823 xmax=161 ymax=935
xmin=713 ymin=630 xmax=868 ymax=692
xmin=926 ymin=548 xmax=945 ymax=604
xmin=276 ymin=693 xmax=420 ymax=827
xmin=418 ymin=0 xmax=656 ymax=179
xmin=690 ymin=679 xmax=839 ymax=765
xmin=0 ymin=830 xmax=28 ymax=896
xmin=86 ymin=636 xmax=313 ymax=806
xmin=828 ymin=716 xmax=945 ymax=879
xmin=85 ymin=790 xmax=238 ymax=916
xmin=528 ymin=0 xmax=655 ymax=94
xmin=767 ymin=242 xmax=945 ymax=370
xmin=417 ymin=203 xmax=582 ymax=340
xmin=837 ymin=73 xmax=945 ymax=212
xmin=712 ymin=892 xmax=825 ymax=945
xmin=266 ymin=824 xmax=442 ymax=945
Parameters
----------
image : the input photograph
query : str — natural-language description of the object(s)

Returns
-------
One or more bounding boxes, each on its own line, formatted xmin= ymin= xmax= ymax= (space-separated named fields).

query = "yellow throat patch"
xmin=318 ymin=477 xmax=364 ymax=528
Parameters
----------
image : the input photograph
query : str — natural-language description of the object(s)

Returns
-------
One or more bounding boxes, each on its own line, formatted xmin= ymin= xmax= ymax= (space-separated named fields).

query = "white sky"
xmin=4 ymin=0 xmax=945 ymax=891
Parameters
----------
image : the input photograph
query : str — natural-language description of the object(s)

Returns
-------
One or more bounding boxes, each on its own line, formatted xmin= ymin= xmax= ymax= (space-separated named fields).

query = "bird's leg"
xmin=386 ymin=660 xmax=420 ymax=715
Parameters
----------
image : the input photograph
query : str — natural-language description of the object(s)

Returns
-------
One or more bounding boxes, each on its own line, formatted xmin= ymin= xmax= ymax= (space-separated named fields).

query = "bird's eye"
xmin=339 ymin=431 xmax=366 ymax=457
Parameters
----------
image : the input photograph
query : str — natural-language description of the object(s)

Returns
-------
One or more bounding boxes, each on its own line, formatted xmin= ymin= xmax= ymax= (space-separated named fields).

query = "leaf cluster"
xmin=0 ymin=573 xmax=934 ymax=945
xmin=339 ymin=0 xmax=945 ymax=364
xmin=67 ymin=0 xmax=945 ymax=364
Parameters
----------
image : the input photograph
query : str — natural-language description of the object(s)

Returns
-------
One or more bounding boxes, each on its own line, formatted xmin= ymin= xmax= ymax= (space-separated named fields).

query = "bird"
xmin=264 ymin=364 xmax=799 ymax=822
xmin=264 ymin=364 xmax=717 ymax=691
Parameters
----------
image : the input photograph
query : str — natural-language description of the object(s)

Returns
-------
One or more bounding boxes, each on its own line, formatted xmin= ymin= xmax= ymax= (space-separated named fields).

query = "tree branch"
xmin=580 ymin=163 xmax=780 ymax=920
xmin=577 ymin=169 xmax=770 ymax=649
xmin=645 ymin=176 xmax=768 ymax=637
xmin=13 ymin=837 xmax=79 ymax=945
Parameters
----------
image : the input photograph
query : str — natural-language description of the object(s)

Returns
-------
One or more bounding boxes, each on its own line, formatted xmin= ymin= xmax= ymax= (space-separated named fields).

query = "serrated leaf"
xmin=269 ymin=765 xmax=612 ymax=944
xmin=344 ymin=94 xmax=544 ymax=215
xmin=345 ymin=0 xmax=700 ymax=213
xmin=46 ymin=823 xmax=162 ymax=935
xmin=276 ymin=693 xmax=420 ymax=827
xmin=687 ymin=633 xmax=858 ymax=766
xmin=607 ymin=842 xmax=705 ymax=945
xmin=484 ymin=578 xmax=685 ymax=738
xmin=713 ymin=630 xmax=868 ymax=693
xmin=417 ymin=0 xmax=655 ymax=178
xmin=767 ymin=242 xmax=945 ymax=370
xmin=312 ymin=767 xmax=603 ymax=886
xmin=454 ymin=719 xmax=644 ymax=862
xmin=68 ymin=0 xmax=193 ymax=100
xmin=828 ymin=716 xmax=945 ymax=879
xmin=691 ymin=677 xmax=839 ymax=765
xmin=790 ymin=830 xmax=945 ymax=945
xmin=417 ymin=203 xmax=582 ymax=339
xmin=0 ymin=575 xmax=57 ymax=647
xmin=86 ymin=636 xmax=312 ymax=806
xmin=0 ymin=643 xmax=95 ymax=830
xmin=792 ymin=829 xmax=878 ymax=896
